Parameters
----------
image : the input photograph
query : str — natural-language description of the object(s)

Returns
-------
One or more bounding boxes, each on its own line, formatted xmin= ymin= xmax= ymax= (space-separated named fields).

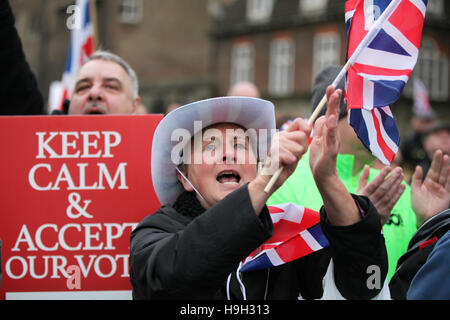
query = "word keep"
xmin=36 ymin=131 xmax=121 ymax=159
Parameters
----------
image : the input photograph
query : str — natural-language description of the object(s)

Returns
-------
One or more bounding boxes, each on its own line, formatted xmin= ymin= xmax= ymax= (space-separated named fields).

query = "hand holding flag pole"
xmin=263 ymin=0 xmax=402 ymax=193
xmin=263 ymin=62 xmax=350 ymax=193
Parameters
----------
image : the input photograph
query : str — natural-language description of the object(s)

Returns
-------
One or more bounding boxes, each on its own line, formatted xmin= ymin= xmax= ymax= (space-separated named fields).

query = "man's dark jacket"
xmin=0 ymin=0 xmax=44 ymax=115
xmin=130 ymin=184 xmax=388 ymax=300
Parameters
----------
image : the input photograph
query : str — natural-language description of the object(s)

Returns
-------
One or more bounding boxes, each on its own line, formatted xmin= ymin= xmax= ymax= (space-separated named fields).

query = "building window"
xmin=299 ymin=0 xmax=328 ymax=15
xmin=312 ymin=32 xmax=340 ymax=83
xmin=230 ymin=42 xmax=254 ymax=87
xmin=269 ymin=37 xmax=295 ymax=96
xmin=246 ymin=0 xmax=274 ymax=23
xmin=119 ymin=0 xmax=143 ymax=24
xmin=413 ymin=37 xmax=449 ymax=101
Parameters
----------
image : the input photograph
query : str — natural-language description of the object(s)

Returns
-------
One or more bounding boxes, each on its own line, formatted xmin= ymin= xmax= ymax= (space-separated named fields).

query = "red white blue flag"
xmin=240 ymin=203 xmax=329 ymax=272
xmin=345 ymin=0 xmax=427 ymax=110
xmin=49 ymin=0 xmax=95 ymax=113
xmin=348 ymin=106 xmax=400 ymax=164
xmin=344 ymin=0 xmax=427 ymax=164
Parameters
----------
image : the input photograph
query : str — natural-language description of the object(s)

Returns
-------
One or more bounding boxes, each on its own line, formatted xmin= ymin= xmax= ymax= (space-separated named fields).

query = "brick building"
xmin=10 ymin=0 xmax=214 ymax=113
xmin=9 ymin=0 xmax=450 ymax=133
xmin=210 ymin=0 xmax=450 ymax=131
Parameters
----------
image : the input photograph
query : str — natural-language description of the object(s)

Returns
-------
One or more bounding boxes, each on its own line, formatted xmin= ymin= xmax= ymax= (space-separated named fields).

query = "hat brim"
xmin=151 ymin=96 xmax=276 ymax=206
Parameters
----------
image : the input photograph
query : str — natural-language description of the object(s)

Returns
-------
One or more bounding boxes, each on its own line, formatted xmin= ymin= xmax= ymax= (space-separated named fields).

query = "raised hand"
xmin=357 ymin=165 xmax=406 ymax=225
xmin=309 ymin=86 xmax=360 ymax=226
xmin=309 ymin=86 xmax=341 ymax=183
xmin=263 ymin=117 xmax=312 ymax=189
xmin=249 ymin=117 xmax=311 ymax=213
xmin=411 ymin=150 xmax=450 ymax=225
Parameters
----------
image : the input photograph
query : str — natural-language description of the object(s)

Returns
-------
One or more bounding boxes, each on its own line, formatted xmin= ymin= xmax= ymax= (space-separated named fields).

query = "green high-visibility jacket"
xmin=267 ymin=151 xmax=418 ymax=282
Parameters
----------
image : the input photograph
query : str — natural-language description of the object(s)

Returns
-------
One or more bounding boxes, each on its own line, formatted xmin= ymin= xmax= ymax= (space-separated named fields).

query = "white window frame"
xmin=312 ymin=32 xmax=340 ymax=84
xmin=230 ymin=42 xmax=255 ymax=87
xmin=119 ymin=0 xmax=143 ymax=24
xmin=269 ymin=38 xmax=295 ymax=96
xmin=246 ymin=0 xmax=274 ymax=23
xmin=413 ymin=37 xmax=449 ymax=101
xmin=299 ymin=0 xmax=328 ymax=15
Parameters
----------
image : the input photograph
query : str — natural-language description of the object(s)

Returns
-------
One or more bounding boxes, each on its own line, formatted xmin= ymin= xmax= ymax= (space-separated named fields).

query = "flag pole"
xmin=263 ymin=0 xmax=402 ymax=194
xmin=89 ymin=0 xmax=99 ymax=50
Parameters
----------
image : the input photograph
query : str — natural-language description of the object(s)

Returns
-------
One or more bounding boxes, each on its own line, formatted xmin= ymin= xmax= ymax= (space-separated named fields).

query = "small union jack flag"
xmin=240 ymin=203 xmax=329 ymax=273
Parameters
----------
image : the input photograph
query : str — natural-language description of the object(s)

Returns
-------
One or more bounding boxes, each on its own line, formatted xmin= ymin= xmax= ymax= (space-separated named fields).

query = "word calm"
xmin=29 ymin=131 xmax=128 ymax=191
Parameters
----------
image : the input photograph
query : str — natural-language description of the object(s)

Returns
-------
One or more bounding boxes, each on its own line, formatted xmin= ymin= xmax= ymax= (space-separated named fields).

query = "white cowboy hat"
xmin=151 ymin=96 xmax=276 ymax=205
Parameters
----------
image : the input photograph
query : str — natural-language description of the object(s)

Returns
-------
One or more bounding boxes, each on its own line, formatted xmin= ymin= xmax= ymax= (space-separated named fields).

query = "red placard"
xmin=0 ymin=115 xmax=163 ymax=299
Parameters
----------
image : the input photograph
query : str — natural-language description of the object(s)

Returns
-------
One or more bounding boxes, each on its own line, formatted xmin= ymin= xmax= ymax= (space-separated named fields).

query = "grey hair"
xmin=81 ymin=50 xmax=139 ymax=98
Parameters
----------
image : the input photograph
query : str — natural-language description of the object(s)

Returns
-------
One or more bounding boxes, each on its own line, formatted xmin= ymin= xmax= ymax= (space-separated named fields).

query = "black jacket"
xmin=130 ymin=184 xmax=388 ymax=300
xmin=0 ymin=0 xmax=44 ymax=115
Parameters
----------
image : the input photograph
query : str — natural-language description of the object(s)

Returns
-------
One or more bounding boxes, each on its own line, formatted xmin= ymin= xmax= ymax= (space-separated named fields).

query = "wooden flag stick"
xmin=263 ymin=61 xmax=352 ymax=194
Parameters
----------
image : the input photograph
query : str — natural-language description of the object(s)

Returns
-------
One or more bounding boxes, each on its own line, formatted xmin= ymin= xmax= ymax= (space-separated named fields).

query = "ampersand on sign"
xmin=66 ymin=192 xmax=93 ymax=219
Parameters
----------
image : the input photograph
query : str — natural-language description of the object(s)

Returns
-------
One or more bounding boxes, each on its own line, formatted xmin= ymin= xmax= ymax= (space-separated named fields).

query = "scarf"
xmin=173 ymin=191 xmax=206 ymax=219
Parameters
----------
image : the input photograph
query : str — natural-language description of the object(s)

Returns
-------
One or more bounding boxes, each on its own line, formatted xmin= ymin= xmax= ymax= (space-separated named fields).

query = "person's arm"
xmin=407 ymin=228 xmax=450 ymax=300
xmin=129 ymin=184 xmax=273 ymax=299
xmin=309 ymin=87 xmax=360 ymax=226
xmin=319 ymin=194 xmax=388 ymax=299
xmin=308 ymin=86 xmax=388 ymax=299
xmin=0 ymin=1 xmax=44 ymax=115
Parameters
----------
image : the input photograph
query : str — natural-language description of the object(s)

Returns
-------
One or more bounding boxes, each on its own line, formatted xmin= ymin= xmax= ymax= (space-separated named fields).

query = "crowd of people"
xmin=1 ymin=0 xmax=449 ymax=300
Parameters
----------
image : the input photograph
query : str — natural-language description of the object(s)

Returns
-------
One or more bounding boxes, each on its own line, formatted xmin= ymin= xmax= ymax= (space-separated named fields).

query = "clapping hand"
xmin=357 ymin=165 xmax=406 ymax=225
xmin=411 ymin=150 xmax=450 ymax=225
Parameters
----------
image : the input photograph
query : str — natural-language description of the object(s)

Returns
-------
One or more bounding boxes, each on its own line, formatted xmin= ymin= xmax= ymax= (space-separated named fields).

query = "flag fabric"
xmin=348 ymin=106 xmax=400 ymax=164
xmin=344 ymin=0 xmax=427 ymax=164
xmin=413 ymin=78 xmax=435 ymax=118
xmin=344 ymin=0 xmax=427 ymax=110
xmin=49 ymin=0 xmax=95 ymax=113
xmin=240 ymin=203 xmax=329 ymax=273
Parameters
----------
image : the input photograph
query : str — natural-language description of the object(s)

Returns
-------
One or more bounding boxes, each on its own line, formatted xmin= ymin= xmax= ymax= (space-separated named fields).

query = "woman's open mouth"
xmin=216 ymin=170 xmax=241 ymax=185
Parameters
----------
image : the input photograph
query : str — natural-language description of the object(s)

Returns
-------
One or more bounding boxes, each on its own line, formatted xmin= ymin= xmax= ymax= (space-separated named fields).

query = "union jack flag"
xmin=348 ymin=106 xmax=400 ymax=164
xmin=345 ymin=0 xmax=427 ymax=110
xmin=240 ymin=203 xmax=329 ymax=273
xmin=344 ymin=0 xmax=427 ymax=164
xmin=49 ymin=0 xmax=95 ymax=113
